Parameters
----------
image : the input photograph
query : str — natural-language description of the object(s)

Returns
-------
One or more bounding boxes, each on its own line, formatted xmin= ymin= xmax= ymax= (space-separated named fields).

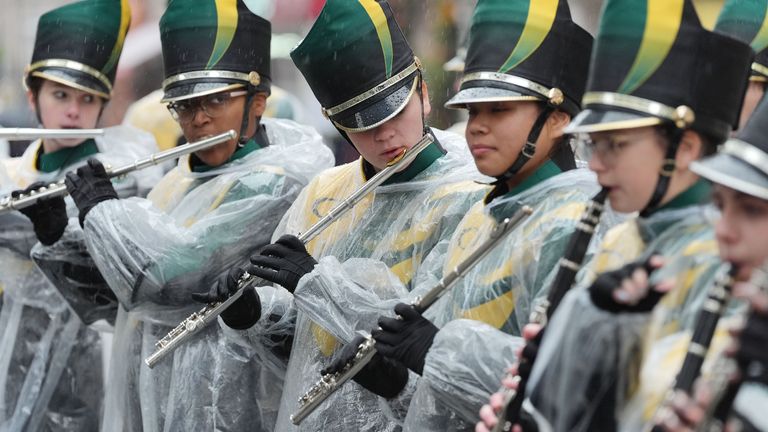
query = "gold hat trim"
xmin=26 ymin=59 xmax=112 ymax=94
xmin=323 ymin=59 xmax=421 ymax=117
xmin=582 ymin=92 xmax=695 ymax=129
xmin=162 ymin=70 xmax=260 ymax=89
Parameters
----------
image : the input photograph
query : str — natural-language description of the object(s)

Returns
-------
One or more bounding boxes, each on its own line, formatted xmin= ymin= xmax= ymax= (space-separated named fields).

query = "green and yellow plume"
xmin=499 ymin=0 xmax=558 ymax=73
xmin=207 ymin=0 xmax=239 ymax=68
xmin=359 ymin=0 xmax=394 ymax=77
xmin=618 ymin=0 xmax=684 ymax=94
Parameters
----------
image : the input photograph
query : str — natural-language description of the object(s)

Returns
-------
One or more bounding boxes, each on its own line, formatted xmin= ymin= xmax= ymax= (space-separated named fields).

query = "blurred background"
xmin=0 ymin=0 xmax=728 ymax=163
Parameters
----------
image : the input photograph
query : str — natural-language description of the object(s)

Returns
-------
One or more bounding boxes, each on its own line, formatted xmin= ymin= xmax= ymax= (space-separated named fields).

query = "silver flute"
xmin=0 ymin=130 xmax=237 ymax=215
xmin=144 ymin=132 xmax=438 ymax=369
xmin=0 ymin=128 xmax=104 ymax=141
xmin=291 ymin=205 xmax=534 ymax=425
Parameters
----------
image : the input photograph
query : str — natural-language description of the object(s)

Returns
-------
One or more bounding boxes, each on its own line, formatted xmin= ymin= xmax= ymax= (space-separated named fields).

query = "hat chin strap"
xmin=639 ymin=127 xmax=684 ymax=217
xmin=237 ymin=87 xmax=259 ymax=147
xmin=490 ymin=103 xmax=554 ymax=195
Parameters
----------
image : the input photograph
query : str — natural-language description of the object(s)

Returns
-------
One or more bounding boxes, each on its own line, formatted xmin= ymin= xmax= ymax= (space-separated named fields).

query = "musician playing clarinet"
xmin=201 ymin=1 xmax=489 ymax=430
xmin=59 ymin=1 xmax=333 ymax=431
xmin=648 ymin=81 xmax=768 ymax=432
xmin=477 ymin=0 xmax=755 ymax=430
xmin=317 ymin=1 xmax=606 ymax=431
xmin=0 ymin=1 xmax=163 ymax=430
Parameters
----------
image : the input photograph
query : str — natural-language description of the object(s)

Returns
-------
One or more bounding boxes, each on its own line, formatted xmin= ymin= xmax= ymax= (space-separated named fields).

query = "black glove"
xmin=191 ymin=267 xmax=261 ymax=330
xmin=589 ymin=255 xmax=663 ymax=313
xmin=247 ymin=235 xmax=317 ymax=293
xmin=737 ymin=311 xmax=768 ymax=385
xmin=321 ymin=334 xmax=409 ymax=399
xmin=64 ymin=158 xmax=117 ymax=227
xmin=371 ymin=303 xmax=439 ymax=375
xmin=11 ymin=181 xmax=68 ymax=245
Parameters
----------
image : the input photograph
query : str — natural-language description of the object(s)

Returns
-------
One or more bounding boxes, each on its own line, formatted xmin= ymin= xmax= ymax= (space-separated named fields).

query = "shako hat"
xmin=160 ymin=0 xmax=271 ymax=103
xmin=25 ymin=0 xmax=132 ymax=100
xmin=290 ymin=0 xmax=421 ymax=133
xmin=692 ymin=96 xmax=768 ymax=200
xmin=714 ymin=0 xmax=768 ymax=82
xmin=445 ymin=0 xmax=592 ymax=117
xmin=566 ymin=0 xmax=753 ymax=144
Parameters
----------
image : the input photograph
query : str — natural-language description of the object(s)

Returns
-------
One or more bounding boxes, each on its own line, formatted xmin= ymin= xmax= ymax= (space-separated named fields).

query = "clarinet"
xmin=144 ymin=133 xmax=437 ymax=369
xmin=290 ymin=205 xmax=534 ymax=425
xmin=648 ymin=264 xmax=738 ymax=432
xmin=0 ymin=130 xmax=237 ymax=215
xmin=698 ymin=263 xmax=768 ymax=431
xmin=494 ymin=188 xmax=608 ymax=432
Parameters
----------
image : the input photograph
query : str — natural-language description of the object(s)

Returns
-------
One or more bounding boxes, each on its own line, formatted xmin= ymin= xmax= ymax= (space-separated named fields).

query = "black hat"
xmin=445 ymin=0 xmax=592 ymax=117
xmin=25 ymin=0 xmax=131 ymax=100
xmin=566 ymin=0 xmax=753 ymax=143
xmin=715 ymin=0 xmax=768 ymax=82
xmin=290 ymin=0 xmax=421 ymax=133
xmin=160 ymin=0 xmax=271 ymax=103
xmin=692 ymin=96 xmax=768 ymax=200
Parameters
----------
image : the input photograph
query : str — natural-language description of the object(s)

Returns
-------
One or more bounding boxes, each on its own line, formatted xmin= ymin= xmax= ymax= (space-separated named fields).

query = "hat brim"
xmin=162 ymin=81 xmax=247 ymax=103
xmin=444 ymin=86 xmax=541 ymax=109
xmin=564 ymin=107 xmax=664 ymax=134
xmin=691 ymin=154 xmax=768 ymax=201
xmin=331 ymin=74 xmax=418 ymax=133
xmin=30 ymin=68 xmax=110 ymax=99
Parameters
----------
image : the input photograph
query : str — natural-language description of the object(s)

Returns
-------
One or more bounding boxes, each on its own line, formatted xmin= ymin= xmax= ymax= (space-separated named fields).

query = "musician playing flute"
xmin=198 ymin=1 xmax=488 ymax=430
xmin=491 ymin=1 xmax=755 ymax=430
xmin=315 ymin=1 xmax=607 ymax=430
xmin=649 ymin=79 xmax=768 ymax=432
xmin=0 ymin=1 xmax=164 ymax=430
xmin=60 ymin=1 xmax=333 ymax=431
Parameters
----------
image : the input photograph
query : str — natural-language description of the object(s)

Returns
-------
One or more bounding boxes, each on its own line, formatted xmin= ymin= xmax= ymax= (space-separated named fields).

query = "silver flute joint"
xmin=0 ymin=127 xmax=104 ymax=141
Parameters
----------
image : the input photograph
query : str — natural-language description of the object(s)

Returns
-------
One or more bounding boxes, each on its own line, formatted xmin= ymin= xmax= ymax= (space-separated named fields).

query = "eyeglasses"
xmin=167 ymin=90 xmax=247 ymax=124
xmin=575 ymin=129 xmax=663 ymax=167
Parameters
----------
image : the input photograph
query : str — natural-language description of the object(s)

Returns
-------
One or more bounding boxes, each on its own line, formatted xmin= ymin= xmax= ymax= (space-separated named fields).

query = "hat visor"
xmin=30 ymin=68 xmax=110 ymax=99
xmin=331 ymin=75 xmax=418 ymax=133
xmin=162 ymin=81 xmax=246 ymax=103
xmin=445 ymin=86 xmax=541 ymax=109
xmin=691 ymin=154 xmax=768 ymax=201
xmin=564 ymin=107 xmax=664 ymax=134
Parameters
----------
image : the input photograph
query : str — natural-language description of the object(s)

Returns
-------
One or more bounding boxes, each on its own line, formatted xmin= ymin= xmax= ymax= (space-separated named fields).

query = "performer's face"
xmin=346 ymin=83 xmax=431 ymax=171
xmin=29 ymin=80 xmax=104 ymax=150
xmin=712 ymin=184 xmax=768 ymax=281
xmin=174 ymin=90 xmax=266 ymax=167
xmin=586 ymin=127 xmax=667 ymax=213
xmin=464 ymin=100 xmax=569 ymax=178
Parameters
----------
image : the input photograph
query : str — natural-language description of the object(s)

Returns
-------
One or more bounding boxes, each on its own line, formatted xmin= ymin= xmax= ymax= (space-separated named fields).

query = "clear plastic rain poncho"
xmin=80 ymin=118 xmax=333 ymax=432
xmin=400 ymin=167 xmax=618 ymax=431
xmin=246 ymin=128 xmax=489 ymax=431
xmin=526 ymin=198 xmax=727 ymax=432
xmin=0 ymin=125 xmax=162 ymax=432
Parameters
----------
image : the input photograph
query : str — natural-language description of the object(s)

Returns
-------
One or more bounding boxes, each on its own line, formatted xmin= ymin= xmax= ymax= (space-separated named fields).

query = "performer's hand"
xmin=191 ymin=266 xmax=261 ymax=330
xmin=589 ymin=255 xmax=674 ymax=313
xmin=372 ymin=303 xmax=439 ymax=375
xmin=322 ymin=334 xmax=409 ymax=399
xmin=654 ymin=383 xmax=712 ymax=432
xmin=64 ymin=158 xmax=117 ymax=227
xmin=477 ymin=368 xmax=521 ymax=432
xmin=730 ymin=281 xmax=768 ymax=385
xmin=248 ymin=234 xmax=317 ymax=293
xmin=11 ymin=181 xmax=68 ymax=245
